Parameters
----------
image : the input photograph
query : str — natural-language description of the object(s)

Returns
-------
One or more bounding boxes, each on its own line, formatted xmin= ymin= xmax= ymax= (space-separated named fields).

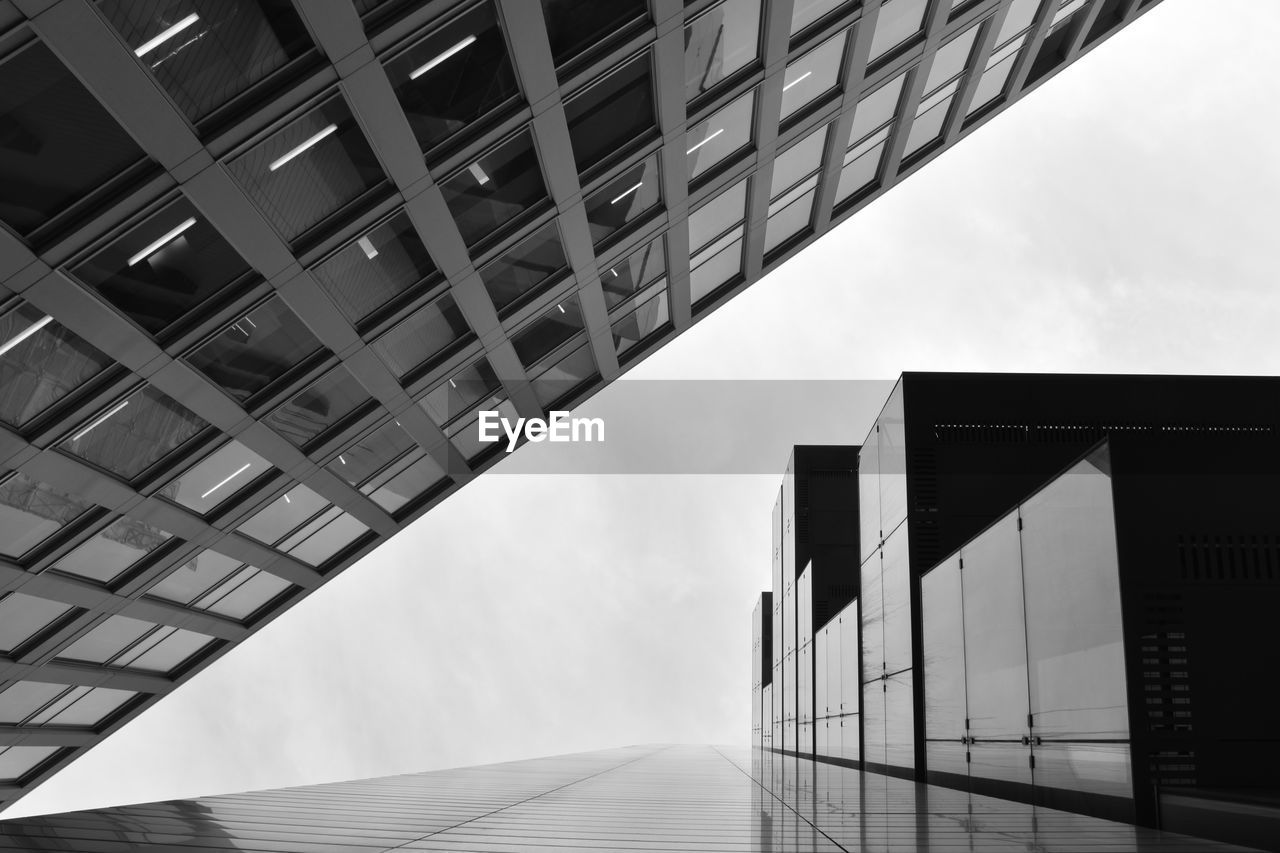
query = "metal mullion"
xmin=879 ymin=0 xmax=951 ymax=184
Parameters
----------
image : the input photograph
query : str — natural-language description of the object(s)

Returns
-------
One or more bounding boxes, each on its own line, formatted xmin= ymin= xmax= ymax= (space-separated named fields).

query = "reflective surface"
xmin=565 ymin=54 xmax=655 ymax=173
xmin=779 ymin=30 xmax=847 ymax=120
xmin=479 ymin=220 xmax=568 ymax=315
xmin=440 ymin=129 xmax=548 ymax=247
xmin=583 ymin=154 xmax=662 ymax=248
xmin=0 ymin=304 xmax=112 ymax=429
xmin=0 ymin=472 xmax=93 ymax=560
xmin=186 ymin=296 xmax=324 ymax=403
xmin=542 ymin=0 xmax=649 ymax=67
xmin=869 ymin=0 xmax=929 ymax=61
xmin=371 ymin=293 xmax=471 ymax=380
xmin=602 ymin=236 xmax=666 ymax=308
xmin=685 ymin=89 xmax=754 ymax=181
xmin=59 ymin=386 xmax=208 ymax=481
xmin=49 ymin=516 xmax=172 ymax=585
xmin=312 ymin=212 xmax=437 ymax=325
xmin=0 ymin=746 xmax=1254 ymax=852
xmin=265 ymin=366 xmax=373 ymax=448
xmin=684 ymin=0 xmax=762 ymax=101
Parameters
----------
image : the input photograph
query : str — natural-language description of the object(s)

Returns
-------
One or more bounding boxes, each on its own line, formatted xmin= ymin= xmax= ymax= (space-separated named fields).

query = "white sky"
xmin=7 ymin=0 xmax=1280 ymax=819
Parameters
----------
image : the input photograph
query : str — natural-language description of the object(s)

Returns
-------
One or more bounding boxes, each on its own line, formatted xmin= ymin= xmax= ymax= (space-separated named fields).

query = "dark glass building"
xmin=756 ymin=374 xmax=1280 ymax=852
xmin=0 ymin=0 xmax=1164 ymax=810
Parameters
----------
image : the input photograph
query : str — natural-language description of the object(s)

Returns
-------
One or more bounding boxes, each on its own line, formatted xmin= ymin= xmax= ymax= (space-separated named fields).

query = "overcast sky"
xmin=8 ymin=0 xmax=1280 ymax=819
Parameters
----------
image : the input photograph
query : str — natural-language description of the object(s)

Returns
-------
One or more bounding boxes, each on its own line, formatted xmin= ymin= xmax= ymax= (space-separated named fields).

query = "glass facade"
xmin=265 ymin=366 xmax=373 ymax=448
xmin=542 ymin=0 xmax=649 ymax=67
xmin=49 ymin=516 xmax=172 ymax=585
xmin=440 ymin=129 xmax=548 ymax=247
xmin=0 ymin=593 xmax=73 ymax=655
xmin=371 ymin=293 xmax=472 ymax=380
xmin=686 ymin=89 xmax=755 ymax=182
xmin=602 ymin=237 xmax=666 ymax=309
xmin=480 ymin=221 xmax=569 ymax=315
xmin=583 ymin=154 xmax=662 ymax=248
xmin=0 ymin=304 xmax=112 ymax=429
xmin=684 ymin=0 xmax=763 ymax=101
xmin=59 ymin=386 xmax=208 ymax=482
xmin=186 ymin=296 xmax=324 ymax=403
xmin=565 ymin=54 xmax=656 ymax=173
xmin=779 ymin=31 xmax=848 ymax=121
xmin=765 ymin=126 xmax=828 ymax=255
xmin=312 ymin=212 xmax=438 ymax=325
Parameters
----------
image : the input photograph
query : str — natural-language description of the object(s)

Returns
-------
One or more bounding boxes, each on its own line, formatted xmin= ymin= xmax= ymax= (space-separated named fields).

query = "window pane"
xmin=116 ymin=627 xmax=212 ymax=674
xmin=924 ymin=24 xmax=979 ymax=93
xmin=686 ymin=89 xmax=754 ymax=181
xmin=565 ymin=54 xmax=655 ymax=173
xmin=440 ymin=129 xmax=547 ymax=246
xmin=0 ymin=303 xmax=111 ymax=429
xmin=199 ymin=568 xmax=291 ymax=620
xmin=386 ymin=1 xmax=519 ymax=151
xmin=148 ymin=549 xmax=245 ymax=606
xmin=903 ymin=91 xmax=955 ymax=158
xmin=0 ymin=682 xmax=67 ymax=725
xmin=285 ymin=511 xmax=367 ymax=566
xmin=685 ymin=0 xmax=762 ymax=101
xmin=689 ymin=229 xmax=743 ymax=305
xmin=770 ymin=127 xmax=827 ymax=198
xmin=56 ymin=615 xmax=153 ymax=665
xmin=530 ymin=341 xmax=597 ymax=408
xmin=0 ymin=43 xmax=145 ymax=236
xmin=99 ymin=0 xmax=313 ymax=123
xmin=366 ymin=454 xmax=447 ymax=512
xmin=922 ymin=556 xmax=968 ymax=776
xmin=611 ymin=290 xmax=669 ymax=355
xmin=0 ymin=593 xmax=72 ymax=654
xmin=313 ymin=212 xmax=437 ymax=324
xmin=763 ymin=187 xmax=815 ymax=255
xmin=420 ymin=357 xmax=503 ymax=426
xmin=228 ymin=97 xmax=386 ymax=242
xmin=330 ymin=421 xmax=417 ymax=487
xmin=371 ymin=293 xmax=471 ymax=379
xmin=848 ymin=73 xmax=905 ymax=144
xmin=868 ymin=0 xmax=928 ymax=61
xmin=583 ymin=155 xmax=661 ymax=248
xmin=479 ymin=221 xmax=568 ymax=315
xmin=968 ymin=51 xmax=1019 ymax=115
xmin=834 ymin=136 xmax=887 ymax=203
xmin=265 ymin=366 xmax=372 ymax=448
xmin=882 ymin=526 xmax=912 ymax=675
xmin=688 ymin=178 xmax=747 ymax=252
xmin=187 ymin=296 xmax=324 ymax=403
xmin=601 ymin=237 xmax=666 ymax=308
xmin=999 ymin=0 xmax=1045 ymax=43
xmin=238 ymin=485 xmax=327 ymax=546
xmin=60 ymin=386 xmax=208 ymax=481
xmin=0 ymin=472 xmax=94 ymax=559
xmin=780 ymin=30 xmax=847 ymax=120
xmin=0 ymin=746 xmax=59 ymax=782
xmin=45 ymin=686 xmax=135 ymax=727
xmin=50 ymin=516 xmax=172 ymax=584
xmin=542 ymin=0 xmax=648 ymax=66
xmin=791 ymin=0 xmax=847 ymax=34
xmin=512 ymin=297 xmax=586 ymax=371
xmin=163 ymin=440 xmax=272 ymax=515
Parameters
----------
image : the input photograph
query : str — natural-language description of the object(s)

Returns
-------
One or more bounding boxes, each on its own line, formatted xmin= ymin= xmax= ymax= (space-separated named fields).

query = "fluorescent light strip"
xmin=200 ymin=462 xmax=253 ymax=500
xmin=357 ymin=236 xmax=378 ymax=259
xmin=409 ymin=35 xmax=478 ymax=80
xmin=0 ymin=315 xmax=52 ymax=357
xmin=128 ymin=217 xmax=197 ymax=266
xmin=467 ymin=162 xmax=490 ymax=185
xmin=610 ymin=182 xmax=644 ymax=204
xmin=268 ymin=124 xmax=338 ymax=171
xmin=134 ymin=13 xmax=200 ymax=57
xmin=686 ymin=128 xmax=724 ymax=155
xmin=71 ymin=400 xmax=129 ymax=443
xmin=783 ymin=71 xmax=813 ymax=92
xmin=557 ymin=304 xmax=565 ymax=314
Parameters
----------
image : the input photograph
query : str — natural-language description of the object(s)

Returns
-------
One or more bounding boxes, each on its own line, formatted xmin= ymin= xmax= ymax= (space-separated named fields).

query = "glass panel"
xmin=116 ymin=627 xmax=212 ymax=673
xmin=73 ymin=199 xmax=253 ymax=336
xmin=791 ymin=0 xmax=847 ymax=34
xmin=0 ymin=746 xmax=58 ymax=781
xmin=688 ymin=229 xmax=743 ymax=305
xmin=187 ymin=296 xmax=324 ymax=402
xmin=371 ymin=293 xmax=471 ymax=379
xmin=967 ymin=50 xmax=1019 ymax=115
xmin=285 ymin=511 xmax=368 ymax=566
xmin=228 ymin=97 xmax=386 ymax=242
xmin=0 ymin=304 xmax=111 ymax=428
xmin=50 ymin=516 xmax=172 ymax=584
xmin=0 ymin=593 xmax=72 ymax=654
xmin=99 ymin=0 xmax=313 ymax=123
xmin=922 ymin=555 xmax=968 ymax=776
xmin=848 ymin=72 xmax=905 ymax=144
xmin=312 ymin=212 xmax=436 ymax=324
xmin=0 ymin=472 xmax=94 ymax=559
xmin=365 ymin=453 xmax=447 ymax=512
xmin=542 ymin=0 xmax=648 ymax=66
xmin=421 ymin=357 xmax=502 ymax=426
xmin=903 ymin=92 xmax=954 ymax=158
xmin=265 ymin=366 xmax=372 ymax=448
xmin=885 ymin=669 xmax=915 ymax=768
xmin=146 ymin=549 xmax=244 ymax=606
xmin=868 ymin=0 xmax=929 ymax=61
xmin=45 ymin=686 xmax=135 ymax=727
xmin=1000 ymin=0 xmax=1045 ymax=43
xmin=686 ymin=89 xmax=754 ymax=182
xmin=200 ymin=568 xmax=290 ymax=620
xmin=529 ymin=340 xmax=597 ymax=407
xmin=861 ymin=551 xmax=884 ymax=680
xmin=882 ymin=525 xmax=912 ymax=675
xmin=60 ymin=386 xmax=207 ymax=481
xmin=862 ymin=678 xmax=886 ymax=766
xmin=385 ymin=1 xmax=519 ymax=151
xmin=164 ymin=440 xmax=272 ymax=515
xmin=779 ymin=31 xmax=847 ymax=120
xmin=512 ymin=297 xmax=586 ymax=371
xmin=684 ymin=0 xmax=762 ymax=101
xmin=440 ymin=129 xmax=547 ymax=246
xmin=1035 ymin=742 xmax=1132 ymax=799
xmin=611 ymin=290 xmax=669 ymax=355
xmin=583 ymin=155 xmax=661 ymax=248
xmin=56 ymin=615 xmax=153 ymax=665
xmin=877 ymin=381 xmax=907 ymax=534
xmin=770 ymin=127 xmax=827 ymax=199
xmin=480 ymin=221 xmax=568 ymax=315
xmin=330 ymin=421 xmax=417 ymax=486
xmin=858 ymin=429 xmax=880 ymax=561
xmin=238 ymin=484 xmax=328 ymax=546
xmin=763 ymin=187 xmax=815 ymax=255
xmin=688 ymin=178 xmax=748 ymax=253
xmin=834 ymin=137 xmax=886 ymax=203
xmin=0 ymin=682 xmax=66 ymax=724
xmin=0 ymin=43 xmax=145 ymax=236
xmin=602 ymin=237 xmax=666 ymax=309
xmin=924 ymin=24 xmax=979 ymax=93
xmin=565 ymin=54 xmax=655 ymax=173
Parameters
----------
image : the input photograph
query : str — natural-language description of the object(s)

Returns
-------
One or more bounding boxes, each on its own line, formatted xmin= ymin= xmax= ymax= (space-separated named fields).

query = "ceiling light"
xmin=269 ymin=124 xmax=339 ymax=171
xmin=557 ymin=304 xmax=565 ymax=314
xmin=71 ymin=400 xmax=129 ymax=443
xmin=0 ymin=315 xmax=52 ymax=357
xmin=128 ymin=217 xmax=197 ymax=266
xmin=610 ymin=268 xmax=618 ymax=277
xmin=200 ymin=462 xmax=253 ymax=500
xmin=467 ymin=163 xmax=490 ymax=185
xmin=783 ymin=71 xmax=813 ymax=92
xmin=610 ymin=182 xmax=643 ymax=204
xmin=134 ymin=13 xmax=200 ymax=58
xmin=686 ymin=128 xmax=724 ymax=154
xmin=408 ymin=35 xmax=477 ymax=80
xmin=358 ymin=236 xmax=378 ymax=259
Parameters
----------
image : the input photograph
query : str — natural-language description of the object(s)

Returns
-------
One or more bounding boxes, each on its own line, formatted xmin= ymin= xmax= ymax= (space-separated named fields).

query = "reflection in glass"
xmin=884 ymin=670 xmax=915 ymax=768
xmin=903 ymin=80 xmax=959 ymax=159
xmin=834 ymin=127 xmax=889 ymax=204
xmin=689 ymin=178 xmax=748 ymax=253
xmin=967 ymin=37 xmax=1024 ymax=115
xmin=330 ymin=421 xmax=417 ymax=487
xmin=881 ymin=527 xmax=912 ymax=675
xmin=266 ymin=366 xmax=372 ymax=448
xmin=0 ymin=593 xmax=72 ymax=654
xmin=60 ymin=386 xmax=208 ymax=481
xmin=0 ymin=304 xmax=111 ymax=429
xmin=611 ymin=290 xmax=669 ymax=356
xmin=565 ymin=54 xmax=655 ymax=173
xmin=147 ymin=549 xmax=244 ymax=606
xmin=0 ymin=472 xmax=94 ymax=559
xmin=512 ymin=297 xmax=586 ymax=371
xmin=771 ymin=127 xmax=827 ymax=199
xmin=386 ymin=1 xmax=520 ymax=151
xmin=149 ymin=550 xmax=289 ymax=622
xmin=925 ymin=24 xmax=980 ymax=92
xmin=868 ymin=0 xmax=928 ymax=61
xmin=779 ymin=31 xmax=847 ymax=120
xmin=877 ymin=381 xmax=907 ymax=533
xmin=858 ymin=429 xmax=880 ymax=561
xmin=689 ymin=226 xmax=744 ymax=306
xmin=371 ymin=293 xmax=471 ymax=379
xmin=282 ymin=508 xmax=368 ymax=566
xmin=73 ymin=199 xmax=253 ymax=337
xmin=0 ymin=746 xmax=59 ymax=782
xmin=238 ymin=484 xmax=327 ymax=546
xmin=848 ymin=73 xmax=906 ymax=144
xmin=334 ymin=421 xmax=447 ymax=513
xmin=164 ymin=441 xmax=271 ymax=515
xmin=541 ymin=0 xmax=648 ymax=66
xmin=686 ymin=90 xmax=754 ymax=182
xmin=440 ymin=129 xmax=548 ymax=246
xmin=764 ymin=176 xmax=816 ymax=255
xmin=421 ymin=357 xmax=503 ymax=426
xmin=50 ymin=516 xmax=172 ymax=584
xmin=922 ymin=555 xmax=968 ymax=774
xmin=313 ymin=212 xmax=437 ymax=324
xmin=583 ymin=155 xmax=661 ymax=248
xmin=684 ymin=0 xmax=762 ymax=101
xmin=0 ymin=43 xmax=145 ymax=237
xmin=480 ymin=221 xmax=568 ymax=315
xmin=792 ymin=0 xmax=847 ymax=34
xmin=530 ymin=341 xmax=598 ymax=407
xmin=228 ymin=97 xmax=386 ymax=242
xmin=187 ymin=296 xmax=324 ymax=402
xmin=602 ymin=237 xmax=666 ymax=308
xmin=99 ymin=0 xmax=314 ymax=123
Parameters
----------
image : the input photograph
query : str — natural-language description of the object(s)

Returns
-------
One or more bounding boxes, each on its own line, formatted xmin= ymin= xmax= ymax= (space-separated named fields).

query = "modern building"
xmin=0 ymin=0 xmax=1164 ymax=811
xmin=756 ymin=374 xmax=1280 ymax=852
xmin=0 ymin=744 xmax=1261 ymax=851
